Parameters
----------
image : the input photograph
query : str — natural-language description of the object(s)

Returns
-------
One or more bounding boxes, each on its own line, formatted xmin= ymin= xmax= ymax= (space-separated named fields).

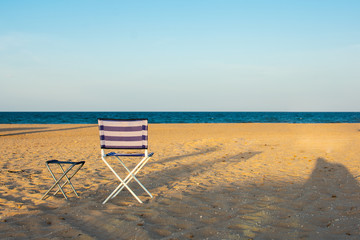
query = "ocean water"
xmin=0 ymin=112 xmax=360 ymax=124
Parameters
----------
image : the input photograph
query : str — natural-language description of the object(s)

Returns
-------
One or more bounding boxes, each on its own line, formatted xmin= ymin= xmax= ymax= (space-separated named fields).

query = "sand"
xmin=1 ymin=123 xmax=360 ymax=240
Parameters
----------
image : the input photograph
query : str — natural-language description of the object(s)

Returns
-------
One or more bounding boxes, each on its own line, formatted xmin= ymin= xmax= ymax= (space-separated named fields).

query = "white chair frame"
xmin=98 ymin=118 xmax=154 ymax=204
xmin=101 ymin=150 xmax=153 ymax=204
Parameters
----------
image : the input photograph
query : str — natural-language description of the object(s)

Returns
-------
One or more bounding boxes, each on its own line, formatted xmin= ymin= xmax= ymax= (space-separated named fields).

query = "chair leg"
xmin=112 ymin=156 xmax=153 ymax=199
xmin=101 ymin=157 xmax=143 ymax=204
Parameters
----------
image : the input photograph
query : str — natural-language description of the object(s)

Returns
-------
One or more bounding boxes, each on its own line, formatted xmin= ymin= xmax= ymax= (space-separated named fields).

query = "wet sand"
xmin=1 ymin=123 xmax=360 ymax=239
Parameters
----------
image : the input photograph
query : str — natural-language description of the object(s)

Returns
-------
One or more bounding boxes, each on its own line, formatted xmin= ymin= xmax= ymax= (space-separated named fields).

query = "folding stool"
xmin=41 ymin=160 xmax=85 ymax=200
xmin=98 ymin=118 xmax=154 ymax=204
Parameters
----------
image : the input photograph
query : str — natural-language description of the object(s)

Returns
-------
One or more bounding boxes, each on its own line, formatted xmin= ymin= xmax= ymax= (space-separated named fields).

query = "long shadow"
xmin=88 ymin=148 xmax=261 ymax=202
xmin=0 ymin=127 xmax=48 ymax=132
xmin=117 ymin=149 xmax=262 ymax=194
xmin=149 ymin=147 xmax=218 ymax=165
xmin=0 ymin=125 xmax=97 ymax=137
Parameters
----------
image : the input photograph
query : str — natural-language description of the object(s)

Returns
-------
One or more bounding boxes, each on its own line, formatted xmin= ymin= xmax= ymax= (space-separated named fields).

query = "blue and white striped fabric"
xmin=98 ymin=119 xmax=148 ymax=149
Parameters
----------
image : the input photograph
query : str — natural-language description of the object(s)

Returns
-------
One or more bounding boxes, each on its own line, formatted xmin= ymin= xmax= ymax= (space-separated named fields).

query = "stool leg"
xmin=53 ymin=164 xmax=82 ymax=197
xmin=41 ymin=163 xmax=70 ymax=200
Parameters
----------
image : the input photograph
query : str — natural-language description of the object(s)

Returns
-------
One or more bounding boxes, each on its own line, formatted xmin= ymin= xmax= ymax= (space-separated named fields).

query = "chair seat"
xmin=106 ymin=152 xmax=154 ymax=157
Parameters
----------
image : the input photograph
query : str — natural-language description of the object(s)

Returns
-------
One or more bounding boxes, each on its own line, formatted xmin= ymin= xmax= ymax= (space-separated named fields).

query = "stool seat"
xmin=46 ymin=160 xmax=85 ymax=165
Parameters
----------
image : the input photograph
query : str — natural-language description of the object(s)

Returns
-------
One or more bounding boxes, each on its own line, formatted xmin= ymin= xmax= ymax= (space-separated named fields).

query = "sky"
xmin=0 ymin=0 xmax=359 ymax=111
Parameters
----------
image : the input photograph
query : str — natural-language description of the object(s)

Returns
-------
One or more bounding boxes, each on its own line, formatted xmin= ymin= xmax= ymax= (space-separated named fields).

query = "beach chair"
xmin=41 ymin=160 xmax=85 ymax=200
xmin=98 ymin=118 xmax=154 ymax=204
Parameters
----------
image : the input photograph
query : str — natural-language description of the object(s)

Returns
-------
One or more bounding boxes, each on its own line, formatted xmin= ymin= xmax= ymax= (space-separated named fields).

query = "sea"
xmin=0 ymin=112 xmax=360 ymax=124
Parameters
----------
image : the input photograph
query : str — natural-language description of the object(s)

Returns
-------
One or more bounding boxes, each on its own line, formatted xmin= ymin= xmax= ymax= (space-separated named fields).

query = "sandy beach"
xmin=1 ymin=123 xmax=360 ymax=239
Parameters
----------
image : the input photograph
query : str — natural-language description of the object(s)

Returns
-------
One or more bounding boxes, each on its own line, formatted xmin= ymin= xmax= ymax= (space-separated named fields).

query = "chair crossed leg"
xmin=41 ymin=160 xmax=85 ymax=200
xmin=101 ymin=153 xmax=153 ymax=204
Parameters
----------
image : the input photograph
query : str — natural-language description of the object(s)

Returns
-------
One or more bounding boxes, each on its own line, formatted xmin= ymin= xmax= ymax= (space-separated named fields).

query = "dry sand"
xmin=1 ymin=123 xmax=360 ymax=240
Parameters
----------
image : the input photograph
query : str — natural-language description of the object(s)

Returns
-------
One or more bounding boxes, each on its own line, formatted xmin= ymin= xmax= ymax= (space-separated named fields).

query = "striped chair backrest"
xmin=98 ymin=119 xmax=148 ymax=149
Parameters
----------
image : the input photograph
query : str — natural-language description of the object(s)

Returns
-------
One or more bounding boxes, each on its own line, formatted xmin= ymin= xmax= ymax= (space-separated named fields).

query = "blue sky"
xmin=1 ymin=0 xmax=359 ymax=111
